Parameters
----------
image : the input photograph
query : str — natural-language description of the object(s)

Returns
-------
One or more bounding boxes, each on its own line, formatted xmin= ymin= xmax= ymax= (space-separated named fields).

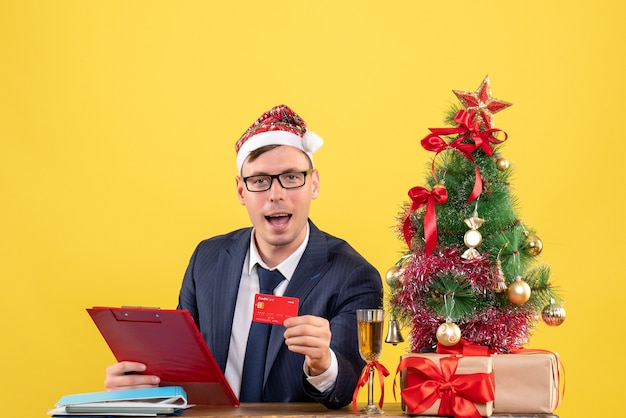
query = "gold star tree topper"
xmin=453 ymin=75 xmax=512 ymax=129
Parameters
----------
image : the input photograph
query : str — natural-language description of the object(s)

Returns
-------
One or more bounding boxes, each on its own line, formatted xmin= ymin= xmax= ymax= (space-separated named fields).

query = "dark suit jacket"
xmin=177 ymin=220 xmax=383 ymax=409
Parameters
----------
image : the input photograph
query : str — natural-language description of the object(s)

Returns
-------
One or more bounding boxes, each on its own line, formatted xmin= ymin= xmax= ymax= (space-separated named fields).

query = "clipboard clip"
xmin=112 ymin=308 xmax=163 ymax=323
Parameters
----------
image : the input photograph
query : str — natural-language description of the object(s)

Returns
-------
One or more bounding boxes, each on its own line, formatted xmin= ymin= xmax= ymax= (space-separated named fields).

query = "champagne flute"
xmin=356 ymin=308 xmax=384 ymax=414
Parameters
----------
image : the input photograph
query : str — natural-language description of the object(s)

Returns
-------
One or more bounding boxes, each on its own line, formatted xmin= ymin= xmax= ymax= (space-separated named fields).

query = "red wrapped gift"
xmin=492 ymin=351 xmax=562 ymax=413
xmin=397 ymin=353 xmax=494 ymax=418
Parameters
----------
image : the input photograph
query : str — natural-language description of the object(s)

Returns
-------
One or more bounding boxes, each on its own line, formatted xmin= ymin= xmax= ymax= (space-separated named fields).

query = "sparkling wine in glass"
xmin=356 ymin=309 xmax=384 ymax=414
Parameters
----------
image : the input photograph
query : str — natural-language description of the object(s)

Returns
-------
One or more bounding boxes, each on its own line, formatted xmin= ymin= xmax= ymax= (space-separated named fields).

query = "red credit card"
xmin=252 ymin=294 xmax=299 ymax=324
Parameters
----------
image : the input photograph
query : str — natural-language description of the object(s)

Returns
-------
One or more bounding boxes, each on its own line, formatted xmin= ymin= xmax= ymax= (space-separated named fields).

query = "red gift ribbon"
xmin=402 ymin=184 xmax=448 ymax=256
xmin=436 ymin=338 xmax=494 ymax=356
xmin=395 ymin=355 xmax=495 ymax=418
xmin=421 ymin=109 xmax=508 ymax=203
xmin=351 ymin=360 xmax=390 ymax=415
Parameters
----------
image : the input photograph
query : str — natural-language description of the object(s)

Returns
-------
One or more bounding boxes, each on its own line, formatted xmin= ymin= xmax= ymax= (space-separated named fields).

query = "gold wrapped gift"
xmin=492 ymin=352 xmax=562 ymax=413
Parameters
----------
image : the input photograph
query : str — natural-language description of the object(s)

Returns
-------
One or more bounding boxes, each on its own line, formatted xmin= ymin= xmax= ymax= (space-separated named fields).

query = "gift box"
xmin=492 ymin=352 xmax=561 ymax=413
xmin=398 ymin=353 xmax=494 ymax=417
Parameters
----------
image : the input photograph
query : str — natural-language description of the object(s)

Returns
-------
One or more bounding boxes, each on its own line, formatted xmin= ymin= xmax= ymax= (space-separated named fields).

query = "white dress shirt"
xmin=224 ymin=224 xmax=338 ymax=397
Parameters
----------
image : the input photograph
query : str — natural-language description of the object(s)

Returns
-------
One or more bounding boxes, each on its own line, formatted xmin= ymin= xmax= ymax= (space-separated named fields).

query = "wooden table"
xmin=179 ymin=403 xmax=558 ymax=417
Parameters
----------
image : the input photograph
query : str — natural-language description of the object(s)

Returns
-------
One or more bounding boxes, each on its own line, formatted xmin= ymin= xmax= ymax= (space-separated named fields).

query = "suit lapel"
xmin=211 ymin=231 xmax=250 ymax=370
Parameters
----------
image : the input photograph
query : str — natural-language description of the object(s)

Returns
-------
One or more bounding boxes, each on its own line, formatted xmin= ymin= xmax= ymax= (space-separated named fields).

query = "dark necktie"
xmin=239 ymin=266 xmax=284 ymax=402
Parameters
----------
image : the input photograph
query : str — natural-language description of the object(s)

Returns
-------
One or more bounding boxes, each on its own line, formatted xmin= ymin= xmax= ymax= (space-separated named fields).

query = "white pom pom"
xmin=302 ymin=131 xmax=324 ymax=153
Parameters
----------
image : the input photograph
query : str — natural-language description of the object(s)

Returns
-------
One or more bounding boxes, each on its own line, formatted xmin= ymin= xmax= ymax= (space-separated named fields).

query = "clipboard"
xmin=87 ymin=306 xmax=239 ymax=407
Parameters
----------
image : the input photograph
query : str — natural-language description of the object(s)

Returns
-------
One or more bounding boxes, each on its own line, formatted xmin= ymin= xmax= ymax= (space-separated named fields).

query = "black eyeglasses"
xmin=241 ymin=170 xmax=313 ymax=192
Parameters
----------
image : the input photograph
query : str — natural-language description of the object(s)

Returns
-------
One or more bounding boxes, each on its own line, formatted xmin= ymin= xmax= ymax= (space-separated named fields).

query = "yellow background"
xmin=1 ymin=1 xmax=624 ymax=416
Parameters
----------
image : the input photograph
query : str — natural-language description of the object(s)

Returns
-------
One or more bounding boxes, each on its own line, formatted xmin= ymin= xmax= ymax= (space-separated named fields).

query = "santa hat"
xmin=235 ymin=104 xmax=324 ymax=174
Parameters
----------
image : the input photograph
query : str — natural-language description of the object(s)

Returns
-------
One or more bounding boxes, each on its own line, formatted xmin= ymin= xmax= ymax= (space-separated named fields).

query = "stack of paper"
xmin=48 ymin=386 xmax=191 ymax=416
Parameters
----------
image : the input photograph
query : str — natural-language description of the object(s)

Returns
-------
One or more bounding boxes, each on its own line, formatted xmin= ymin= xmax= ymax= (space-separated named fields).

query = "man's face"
xmin=236 ymin=145 xmax=320 ymax=260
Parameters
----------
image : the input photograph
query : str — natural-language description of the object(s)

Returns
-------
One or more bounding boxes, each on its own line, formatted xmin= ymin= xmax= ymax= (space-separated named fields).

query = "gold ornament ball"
xmin=525 ymin=234 xmax=543 ymax=256
xmin=464 ymin=229 xmax=483 ymax=248
xmin=542 ymin=302 xmax=566 ymax=326
xmin=507 ymin=278 xmax=531 ymax=304
xmin=385 ymin=266 xmax=403 ymax=287
xmin=436 ymin=322 xmax=461 ymax=346
xmin=496 ymin=157 xmax=510 ymax=171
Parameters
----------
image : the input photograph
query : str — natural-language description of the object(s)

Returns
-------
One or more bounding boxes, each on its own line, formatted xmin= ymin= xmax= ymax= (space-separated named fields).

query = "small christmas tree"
xmin=387 ymin=76 xmax=566 ymax=353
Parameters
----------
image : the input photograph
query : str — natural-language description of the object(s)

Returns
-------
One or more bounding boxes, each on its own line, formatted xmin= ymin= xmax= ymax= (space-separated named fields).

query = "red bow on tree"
xmin=402 ymin=184 xmax=448 ymax=257
xmin=420 ymin=109 xmax=508 ymax=203
xmin=428 ymin=109 xmax=508 ymax=156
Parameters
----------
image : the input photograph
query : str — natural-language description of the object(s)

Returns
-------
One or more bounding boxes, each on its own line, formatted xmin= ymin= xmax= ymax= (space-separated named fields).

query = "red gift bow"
xmin=395 ymin=355 xmax=495 ymax=418
xmin=421 ymin=109 xmax=508 ymax=203
xmin=351 ymin=360 xmax=390 ymax=415
xmin=402 ymin=184 xmax=448 ymax=256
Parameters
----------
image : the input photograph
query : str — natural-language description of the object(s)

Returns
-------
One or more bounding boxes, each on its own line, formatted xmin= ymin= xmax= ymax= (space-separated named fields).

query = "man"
xmin=104 ymin=105 xmax=383 ymax=409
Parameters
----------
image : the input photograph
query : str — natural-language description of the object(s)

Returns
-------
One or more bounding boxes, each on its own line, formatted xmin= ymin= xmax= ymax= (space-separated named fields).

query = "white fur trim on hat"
xmin=236 ymin=130 xmax=324 ymax=174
